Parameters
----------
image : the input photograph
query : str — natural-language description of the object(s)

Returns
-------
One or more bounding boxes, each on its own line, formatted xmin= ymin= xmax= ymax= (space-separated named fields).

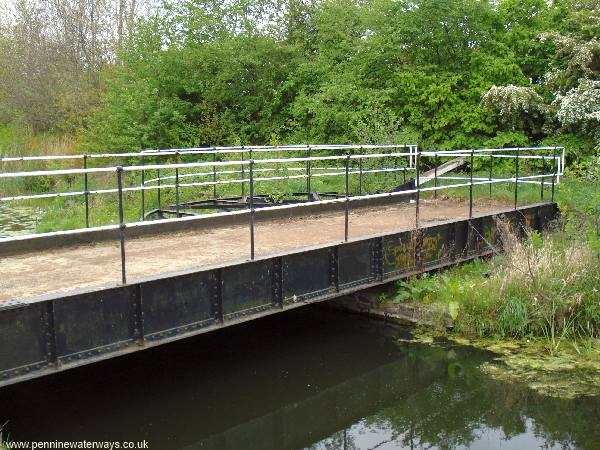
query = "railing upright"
xmin=415 ymin=149 xmax=420 ymax=228
xmin=488 ymin=153 xmax=493 ymax=198
xmin=83 ymin=154 xmax=89 ymax=228
xmin=241 ymin=146 xmax=245 ymax=198
xmin=469 ymin=149 xmax=474 ymax=219
xmin=551 ymin=146 xmax=556 ymax=202
xmin=249 ymin=148 xmax=253 ymax=208
xmin=140 ymin=155 xmax=145 ymax=221
xmin=212 ymin=150 xmax=217 ymax=200
xmin=116 ymin=167 xmax=127 ymax=285
xmin=156 ymin=168 xmax=162 ymax=217
xmin=249 ymin=158 xmax=255 ymax=260
xmin=306 ymin=145 xmax=312 ymax=200
xmin=434 ymin=153 xmax=438 ymax=199
xmin=175 ymin=152 xmax=181 ymax=218
xmin=359 ymin=145 xmax=363 ymax=196
xmin=514 ymin=147 xmax=520 ymax=210
xmin=345 ymin=154 xmax=350 ymax=242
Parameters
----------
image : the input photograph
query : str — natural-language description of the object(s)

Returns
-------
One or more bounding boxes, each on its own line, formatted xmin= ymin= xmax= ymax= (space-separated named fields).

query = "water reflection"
xmin=0 ymin=204 xmax=39 ymax=237
xmin=309 ymin=341 xmax=600 ymax=450
xmin=0 ymin=307 xmax=598 ymax=449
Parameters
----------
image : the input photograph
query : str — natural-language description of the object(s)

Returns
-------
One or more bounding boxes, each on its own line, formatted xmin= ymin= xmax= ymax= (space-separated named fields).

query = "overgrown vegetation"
xmin=408 ymin=225 xmax=598 ymax=346
xmin=384 ymin=176 xmax=600 ymax=349
xmin=0 ymin=0 xmax=599 ymax=157
xmin=81 ymin=0 xmax=600 ymax=154
xmin=1 ymin=0 xmax=598 ymax=234
xmin=0 ymin=0 xmax=597 ymax=234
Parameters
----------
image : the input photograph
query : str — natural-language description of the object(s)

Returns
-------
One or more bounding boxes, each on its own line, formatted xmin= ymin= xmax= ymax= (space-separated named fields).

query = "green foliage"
xmin=392 ymin=274 xmax=436 ymax=303
xmin=0 ymin=0 xmax=597 ymax=161
xmin=75 ymin=0 xmax=598 ymax=161
xmin=497 ymin=0 xmax=554 ymax=82
xmin=384 ymin=179 xmax=600 ymax=352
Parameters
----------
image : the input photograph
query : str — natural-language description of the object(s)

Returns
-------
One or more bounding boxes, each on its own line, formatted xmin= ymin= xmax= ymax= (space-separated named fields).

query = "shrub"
xmin=386 ymin=209 xmax=600 ymax=353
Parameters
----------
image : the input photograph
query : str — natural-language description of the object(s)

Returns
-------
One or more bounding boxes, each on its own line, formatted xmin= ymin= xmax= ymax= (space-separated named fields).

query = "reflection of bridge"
xmin=0 ymin=308 xmax=458 ymax=448
xmin=0 ymin=144 xmax=562 ymax=387
xmin=192 ymin=349 xmax=439 ymax=450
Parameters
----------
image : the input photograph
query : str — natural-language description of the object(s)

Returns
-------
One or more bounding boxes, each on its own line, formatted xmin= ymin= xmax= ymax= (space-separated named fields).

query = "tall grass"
xmin=0 ymin=123 xmax=78 ymax=198
xmin=382 ymin=189 xmax=600 ymax=354
xmin=457 ymin=223 xmax=599 ymax=350
xmin=0 ymin=123 xmax=78 ymax=158
xmin=0 ymin=422 xmax=9 ymax=450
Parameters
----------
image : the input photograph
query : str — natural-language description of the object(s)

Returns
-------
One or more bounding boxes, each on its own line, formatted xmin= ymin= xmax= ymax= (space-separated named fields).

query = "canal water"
xmin=0 ymin=307 xmax=598 ymax=449
xmin=0 ymin=204 xmax=39 ymax=238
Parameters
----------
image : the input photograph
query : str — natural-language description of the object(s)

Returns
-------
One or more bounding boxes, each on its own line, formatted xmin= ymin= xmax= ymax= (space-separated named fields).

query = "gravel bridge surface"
xmin=0 ymin=199 xmax=506 ymax=301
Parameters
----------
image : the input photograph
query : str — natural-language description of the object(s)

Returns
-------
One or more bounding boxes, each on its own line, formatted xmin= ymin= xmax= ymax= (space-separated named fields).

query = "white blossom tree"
xmin=482 ymin=16 xmax=599 ymax=143
xmin=554 ymin=79 xmax=600 ymax=130
xmin=481 ymin=85 xmax=547 ymax=130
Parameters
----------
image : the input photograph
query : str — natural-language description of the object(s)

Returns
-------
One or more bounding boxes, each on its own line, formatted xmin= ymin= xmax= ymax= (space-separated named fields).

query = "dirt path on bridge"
xmin=0 ymin=199 xmax=506 ymax=301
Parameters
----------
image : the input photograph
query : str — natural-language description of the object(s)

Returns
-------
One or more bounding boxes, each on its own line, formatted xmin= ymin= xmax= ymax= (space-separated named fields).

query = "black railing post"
xmin=469 ymin=149 xmax=474 ymax=219
xmin=83 ymin=154 xmax=89 ymax=228
xmin=248 ymin=148 xmax=253 ymax=208
xmin=514 ymin=147 xmax=520 ymax=210
xmin=241 ymin=146 xmax=245 ymax=198
xmin=551 ymin=146 xmax=557 ymax=202
xmin=434 ymin=153 xmax=438 ymax=199
xmin=249 ymin=158 xmax=255 ymax=259
xmin=306 ymin=145 xmax=311 ymax=200
xmin=394 ymin=146 xmax=400 ymax=182
xmin=415 ymin=150 xmax=420 ymax=228
xmin=212 ymin=150 xmax=217 ymax=200
xmin=116 ymin=167 xmax=127 ymax=285
xmin=345 ymin=154 xmax=350 ymax=242
xmin=175 ymin=152 xmax=180 ymax=218
xmin=157 ymin=168 xmax=162 ymax=217
xmin=489 ymin=153 xmax=493 ymax=198
xmin=140 ymin=155 xmax=145 ymax=221
xmin=359 ymin=145 xmax=363 ymax=196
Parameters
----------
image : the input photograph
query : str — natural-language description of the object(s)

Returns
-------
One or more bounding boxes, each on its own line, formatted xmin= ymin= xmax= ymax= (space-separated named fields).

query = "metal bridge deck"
xmin=0 ymin=200 xmax=558 ymax=387
xmin=1 ymin=198 xmax=500 ymax=302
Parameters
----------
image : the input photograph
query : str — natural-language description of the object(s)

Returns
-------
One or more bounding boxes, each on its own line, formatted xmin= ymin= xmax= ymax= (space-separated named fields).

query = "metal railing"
xmin=0 ymin=144 xmax=564 ymax=285
xmin=0 ymin=143 xmax=418 ymax=164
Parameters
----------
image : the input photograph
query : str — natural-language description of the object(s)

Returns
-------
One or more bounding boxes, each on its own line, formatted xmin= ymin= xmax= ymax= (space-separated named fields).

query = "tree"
xmin=0 ymin=0 xmax=148 ymax=132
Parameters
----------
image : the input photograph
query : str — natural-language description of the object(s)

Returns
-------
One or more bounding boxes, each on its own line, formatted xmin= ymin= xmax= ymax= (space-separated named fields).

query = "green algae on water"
xmin=401 ymin=329 xmax=600 ymax=399
xmin=451 ymin=336 xmax=600 ymax=399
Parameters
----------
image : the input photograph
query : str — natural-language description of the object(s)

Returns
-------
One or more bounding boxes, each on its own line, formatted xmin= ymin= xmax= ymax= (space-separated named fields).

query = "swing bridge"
xmin=0 ymin=144 xmax=564 ymax=387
